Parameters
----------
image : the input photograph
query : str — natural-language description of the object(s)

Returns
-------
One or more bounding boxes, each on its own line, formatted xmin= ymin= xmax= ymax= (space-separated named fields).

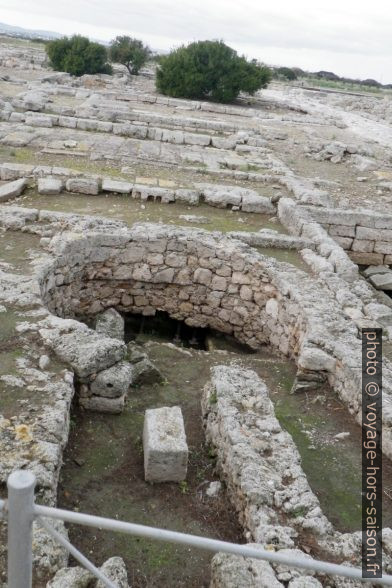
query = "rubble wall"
xmin=35 ymin=222 xmax=392 ymax=458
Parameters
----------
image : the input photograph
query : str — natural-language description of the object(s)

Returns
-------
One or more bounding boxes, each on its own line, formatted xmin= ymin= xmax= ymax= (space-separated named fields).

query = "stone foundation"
xmin=204 ymin=365 xmax=392 ymax=587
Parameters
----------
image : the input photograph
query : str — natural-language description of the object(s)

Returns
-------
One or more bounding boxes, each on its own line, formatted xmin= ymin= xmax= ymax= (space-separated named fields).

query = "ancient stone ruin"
xmin=2 ymin=35 xmax=392 ymax=587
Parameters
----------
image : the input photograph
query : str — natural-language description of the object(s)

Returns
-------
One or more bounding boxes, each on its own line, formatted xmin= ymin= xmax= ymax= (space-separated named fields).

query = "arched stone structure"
xmin=40 ymin=224 xmax=311 ymax=353
xmin=37 ymin=223 xmax=392 ymax=457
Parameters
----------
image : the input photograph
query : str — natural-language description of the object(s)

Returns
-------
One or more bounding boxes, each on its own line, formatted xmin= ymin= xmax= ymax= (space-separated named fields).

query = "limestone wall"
xmin=33 ymin=221 xmax=392 ymax=458
xmin=204 ymin=366 xmax=392 ymax=587
xmin=302 ymin=205 xmax=392 ymax=266
xmin=0 ymin=108 xmax=266 ymax=151
xmin=1 ymin=206 xmax=390 ymax=458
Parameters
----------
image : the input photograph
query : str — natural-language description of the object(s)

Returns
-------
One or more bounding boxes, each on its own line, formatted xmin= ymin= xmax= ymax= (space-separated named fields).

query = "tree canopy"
xmin=156 ymin=40 xmax=272 ymax=103
xmin=275 ymin=67 xmax=298 ymax=81
xmin=46 ymin=35 xmax=112 ymax=77
xmin=109 ymin=36 xmax=151 ymax=75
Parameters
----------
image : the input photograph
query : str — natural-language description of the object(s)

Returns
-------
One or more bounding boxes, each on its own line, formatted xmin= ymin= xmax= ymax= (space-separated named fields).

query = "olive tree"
xmin=109 ymin=36 xmax=151 ymax=75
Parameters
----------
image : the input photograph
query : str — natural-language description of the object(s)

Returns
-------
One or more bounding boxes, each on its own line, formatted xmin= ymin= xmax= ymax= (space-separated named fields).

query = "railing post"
xmin=7 ymin=470 xmax=36 ymax=588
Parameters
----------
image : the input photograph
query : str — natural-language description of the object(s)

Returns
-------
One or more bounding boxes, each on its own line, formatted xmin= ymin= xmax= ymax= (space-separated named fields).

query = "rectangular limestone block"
xmin=143 ymin=406 xmax=188 ymax=482
xmin=333 ymin=236 xmax=353 ymax=250
xmin=351 ymin=239 xmax=374 ymax=253
xmin=66 ymin=177 xmax=100 ymax=195
xmin=357 ymin=226 xmax=392 ymax=241
xmin=38 ymin=177 xmax=63 ymax=195
xmin=374 ymin=241 xmax=392 ymax=255
xmin=102 ymin=179 xmax=133 ymax=194
xmin=329 ymin=225 xmax=356 ymax=238
xmin=348 ymin=251 xmax=384 ymax=266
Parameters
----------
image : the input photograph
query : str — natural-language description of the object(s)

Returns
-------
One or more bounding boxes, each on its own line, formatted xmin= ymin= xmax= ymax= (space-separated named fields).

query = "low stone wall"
xmin=0 ymin=108 xmax=266 ymax=151
xmin=3 ymin=207 xmax=392 ymax=581
xmin=18 ymin=215 xmax=389 ymax=459
xmin=278 ymin=198 xmax=358 ymax=282
xmin=301 ymin=205 xmax=392 ymax=266
xmin=228 ymin=229 xmax=316 ymax=250
xmin=204 ymin=366 xmax=392 ymax=587
xmin=277 ymin=197 xmax=392 ymax=339
xmin=0 ymin=162 xmax=275 ymax=212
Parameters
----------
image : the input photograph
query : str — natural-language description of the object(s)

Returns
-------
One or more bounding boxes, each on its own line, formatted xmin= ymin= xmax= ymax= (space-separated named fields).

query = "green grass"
xmin=297 ymin=76 xmax=391 ymax=96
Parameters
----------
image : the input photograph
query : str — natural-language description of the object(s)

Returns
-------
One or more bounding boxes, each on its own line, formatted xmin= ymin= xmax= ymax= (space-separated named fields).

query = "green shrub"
xmin=275 ymin=67 xmax=297 ymax=81
xmin=109 ymin=36 xmax=151 ymax=75
xmin=46 ymin=35 xmax=112 ymax=77
xmin=156 ymin=40 xmax=271 ymax=103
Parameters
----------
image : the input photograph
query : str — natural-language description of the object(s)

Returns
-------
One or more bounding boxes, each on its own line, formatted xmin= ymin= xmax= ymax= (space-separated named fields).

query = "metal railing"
xmin=2 ymin=470 xmax=392 ymax=587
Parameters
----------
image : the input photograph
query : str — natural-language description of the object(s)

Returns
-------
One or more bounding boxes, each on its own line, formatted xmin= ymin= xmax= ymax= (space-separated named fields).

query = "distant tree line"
xmin=271 ymin=65 xmax=388 ymax=88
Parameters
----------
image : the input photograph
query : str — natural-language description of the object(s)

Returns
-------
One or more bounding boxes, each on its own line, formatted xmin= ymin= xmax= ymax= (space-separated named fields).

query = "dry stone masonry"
xmin=3 ymin=37 xmax=392 ymax=585
xmin=205 ymin=366 xmax=392 ymax=587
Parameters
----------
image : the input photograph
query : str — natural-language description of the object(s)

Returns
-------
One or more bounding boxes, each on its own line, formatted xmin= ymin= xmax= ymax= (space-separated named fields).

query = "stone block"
xmin=133 ymin=185 xmax=175 ymax=203
xmin=161 ymin=129 xmax=184 ymax=144
xmin=76 ymin=118 xmax=97 ymax=131
xmin=79 ymin=394 xmax=126 ymax=414
xmin=46 ymin=329 xmax=125 ymax=379
xmin=211 ymin=136 xmax=237 ymax=149
xmin=0 ymin=163 xmax=34 ymax=180
xmin=374 ymin=242 xmax=392 ymax=255
xmin=241 ymin=193 xmax=274 ymax=214
xmin=96 ymin=121 xmax=113 ymax=133
xmin=369 ymin=272 xmax=392 ymax=291
xmin=25 ymin=113 xmax=53 ymax=127
xmin=351 ymin=239 xmax=374 ymax=253
xmin=298 ymin=347 xmax=337 ymax=373
xmin=183 ymin=132 xmax=211 ymax=146
xmin=66 ymin=177 xmax=100 ymax=195
xmin=333 ymin=236 xmax=353 ymax=250
xmin=199 ymin=184 xmax=242 ymax=209
xmin=102 ymin=179 xmax=133 ymax=194
xmin=143 ymin=406 xmax=188 ymax=482
xmin=348 ymin=252 xmax=384 ymax=266
xmin=363 ymin=265 xmax=390 ymax=277
xmin=329 ymin=225 xmax=356 ymax=238
xmin=131 ymin=357 xmax=163 ymax=386
xmin=96 ymin=308 xmax=124 ymax=341
xmin=90 ymin=361 xmax=133 ymax=398
xmin=194 ymin=267 xmax=212 ymax=285
xmin=58 ymin=116 xmax=77 ymax=129
xmin=175 ymin=189 xmax=200 ymax=205
xmin=357 ymin=226 xmax=392 ymax=241
xmin=0 ymin=178 xmax=28 ymax=202
xmin=38 ymin=177 xmax=63 ymax=195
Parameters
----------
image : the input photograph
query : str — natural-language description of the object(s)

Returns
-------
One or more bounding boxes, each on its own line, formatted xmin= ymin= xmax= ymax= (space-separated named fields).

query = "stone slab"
xmin=0 ymin=178 xmax=27 ymax=202
xmin=143 ymin=406 xmax=188 ymax=482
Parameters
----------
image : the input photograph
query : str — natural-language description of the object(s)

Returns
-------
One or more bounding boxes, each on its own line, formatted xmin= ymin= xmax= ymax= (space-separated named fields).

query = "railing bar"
xmin=34 ymin=504 xmax=392 ymax=585
xmin=37 ymin=517 xmax=117 ymax=588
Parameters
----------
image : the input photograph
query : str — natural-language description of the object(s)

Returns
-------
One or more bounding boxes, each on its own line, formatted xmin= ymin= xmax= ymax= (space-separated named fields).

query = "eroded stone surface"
xmin=143 ymin=406 xmax=188 ymax=482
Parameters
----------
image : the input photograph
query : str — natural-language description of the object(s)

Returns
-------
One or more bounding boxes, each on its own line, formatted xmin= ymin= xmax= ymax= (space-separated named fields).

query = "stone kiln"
xmin=34 ymin=219 xmax=391 ymax=459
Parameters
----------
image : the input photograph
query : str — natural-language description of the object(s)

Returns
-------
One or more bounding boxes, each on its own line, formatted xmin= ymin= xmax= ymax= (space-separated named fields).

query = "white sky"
xmin=1 ymin=0 xmax=392 ymax=82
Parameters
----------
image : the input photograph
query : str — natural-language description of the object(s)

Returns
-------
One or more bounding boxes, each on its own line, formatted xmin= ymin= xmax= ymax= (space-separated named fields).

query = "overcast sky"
xmin=1 ymin=0 xmax=392 ymax=82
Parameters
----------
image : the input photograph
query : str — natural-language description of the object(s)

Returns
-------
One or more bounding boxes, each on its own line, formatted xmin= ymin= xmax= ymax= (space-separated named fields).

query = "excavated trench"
xmin=15 ymin=190 xmax=285 ymax=235
xmin=57 ymin=310 xmax=392 ymax=587
xmin=34 ymin=224 xmax=392 ymax=583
